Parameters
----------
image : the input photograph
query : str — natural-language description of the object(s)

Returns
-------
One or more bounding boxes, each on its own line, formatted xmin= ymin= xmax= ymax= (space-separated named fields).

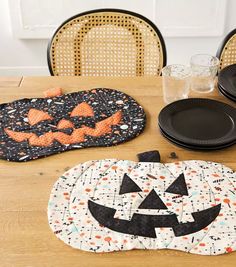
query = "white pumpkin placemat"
xmin=48 ymin=151 xmax=236 ymax=255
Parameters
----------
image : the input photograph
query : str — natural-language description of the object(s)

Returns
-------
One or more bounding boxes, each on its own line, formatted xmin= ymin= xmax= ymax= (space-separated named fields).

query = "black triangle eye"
xmin=119 ymin=174 xmax=142 ymax=195
xmin=165 ymin=173 xmax=189 ymax=196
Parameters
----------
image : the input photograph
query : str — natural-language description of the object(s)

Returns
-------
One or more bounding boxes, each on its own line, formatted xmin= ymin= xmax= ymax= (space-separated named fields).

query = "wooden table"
xmin=0 ymin=76 xmax=23 ymax=87
xmin=0 ymin=76 xmax=235 ymax=267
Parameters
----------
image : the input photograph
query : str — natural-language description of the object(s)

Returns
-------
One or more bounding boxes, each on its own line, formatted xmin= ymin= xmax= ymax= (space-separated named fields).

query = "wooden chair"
xmin=47 ymin=9 xmax=166 ymax=76
xmin=216 ymin=28 xmax=236 ymax=70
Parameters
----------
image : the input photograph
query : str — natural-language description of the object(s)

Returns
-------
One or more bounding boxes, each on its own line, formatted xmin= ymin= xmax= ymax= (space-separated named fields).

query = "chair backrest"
xmin=47 ymin=9 xmax=166 ymax=76
xmin=216 ymin=28 xmax=236 ymax=70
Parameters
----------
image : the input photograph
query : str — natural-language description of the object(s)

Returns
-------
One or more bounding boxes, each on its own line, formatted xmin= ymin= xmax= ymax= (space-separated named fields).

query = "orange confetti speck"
xmin=215 ymin=198 xmax=220 ymax=201
xmin=199 ymin=243 xmax=205 ymax=246
xmin=182 ymin=237 xmax=188 ymax=240
xmin=112 ymin=166 xmax=118 ymax=170
xmin=85 ymin=188 xmax=91 ymax=192
xmin=90 ymin=242 xmax=95 ymax=245
xmin=68 ymin=217 xmax=73 ymax=221
xmin=72 ymin=206 xmax=77 ymax=209
xmin=63 ymin=192 xmax=69 ymax=195
xmin=102 ymin=177 xmax=108 ymax=181
xmin=226 ymin=247 xmax=233 ymax=253
xmin=95 ymin=235 xmax=101 ymax=239
xmin=160 ymin=176 xmax=165 ymax=179
xmin=166 ymin=203 xmax=172 ymax=206
xmin=87 ymin=220 xmax=91 ymax=223
xmin=123 ymin=239 xmax=128 ymax=243
xmin=191 ymin=171 xmax=197 ymax=173
xmin=223 ymin=199 xmax=230 ymax=204
xmin=104 ymin=237 xmax=112 ymax=242
xmin=143 ymin=189 xmax=149 ymax=193
xmin=212 ymin=173 xmax=220 ymax=177
xmin=79 ymin=202 xmax=85 ymax=205
xmin=80 ymin=233 xmax=85 ymax=237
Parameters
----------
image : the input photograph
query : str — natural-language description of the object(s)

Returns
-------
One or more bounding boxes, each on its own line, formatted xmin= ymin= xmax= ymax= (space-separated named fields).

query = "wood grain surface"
xmin=0 ymin=76 xmax=22 ymax=87
xmin=0 ymin=76 xmax=235 ymax=267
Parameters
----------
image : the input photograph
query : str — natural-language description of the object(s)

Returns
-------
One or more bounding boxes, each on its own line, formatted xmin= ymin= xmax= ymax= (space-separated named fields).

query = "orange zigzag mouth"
xmin=4 ymin=111 xmax=122 ymax=147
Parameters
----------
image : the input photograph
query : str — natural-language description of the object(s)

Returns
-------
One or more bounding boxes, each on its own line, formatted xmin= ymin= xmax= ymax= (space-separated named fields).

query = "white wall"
xmin=0 ymin=0 xmax=235 ymax=76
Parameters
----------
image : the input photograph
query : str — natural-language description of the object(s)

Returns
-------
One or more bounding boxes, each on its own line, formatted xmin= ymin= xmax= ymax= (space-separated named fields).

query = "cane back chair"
xmin=216 ymin=28 xmax=236 ymax=70
xmin=47 ymin=9 xmax=166 ymax=76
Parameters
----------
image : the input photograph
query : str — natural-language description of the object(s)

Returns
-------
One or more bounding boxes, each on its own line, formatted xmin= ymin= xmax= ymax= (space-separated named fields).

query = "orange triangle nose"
xmin=57 ymin=119 xmax=74 ymax=129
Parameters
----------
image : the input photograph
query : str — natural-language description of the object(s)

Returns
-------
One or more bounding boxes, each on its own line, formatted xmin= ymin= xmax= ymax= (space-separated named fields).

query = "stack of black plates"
xmin=218 ymin=64 xmax=236 ymax=102
xmin=158 ymin=98 xmax=236 ymax=150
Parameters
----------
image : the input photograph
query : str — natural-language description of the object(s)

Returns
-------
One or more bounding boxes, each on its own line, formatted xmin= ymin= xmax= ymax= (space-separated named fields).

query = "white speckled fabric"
xmin=48 ymin=159 xmax=236 ymax=255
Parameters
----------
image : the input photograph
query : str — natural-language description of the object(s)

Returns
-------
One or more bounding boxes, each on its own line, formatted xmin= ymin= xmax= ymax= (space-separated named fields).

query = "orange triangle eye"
xmin=70 ymin=102 xmax=94 ymax=117
xmin=28 ymin=109 xmax=53 ymax=126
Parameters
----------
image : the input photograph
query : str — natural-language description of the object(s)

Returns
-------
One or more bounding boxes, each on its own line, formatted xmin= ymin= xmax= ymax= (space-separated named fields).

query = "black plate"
xmin=159 ymin=126 xmax=235 ymax=151
xmin=218 ymin=84 xmax=236 ymax=102
xmin=158 ymin=98 xmax=236 ymax=146
xmin=218 ymin=64 xmax=236 ymax=97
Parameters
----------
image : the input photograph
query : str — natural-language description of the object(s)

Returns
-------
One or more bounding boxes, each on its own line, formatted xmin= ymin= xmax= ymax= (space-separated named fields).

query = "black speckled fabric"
xmin=0 ymin=88 xmax=146 ymax=162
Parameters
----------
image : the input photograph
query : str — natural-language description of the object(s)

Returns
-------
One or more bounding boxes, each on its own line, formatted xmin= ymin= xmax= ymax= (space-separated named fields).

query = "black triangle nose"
xmin=138 ymin=189 xmax=167 ymax=210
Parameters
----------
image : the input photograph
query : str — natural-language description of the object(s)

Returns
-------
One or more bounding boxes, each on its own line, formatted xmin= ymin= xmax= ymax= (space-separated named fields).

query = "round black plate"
xmin=158 ymin=98 xmax=236 ymax=146
xmin=159 ymin=126 xmax=235 ymax=151
xmin=218 ymin=84 xmax=236 ymax=102
xmin=218 ymin=64 xmax=236 ymax=97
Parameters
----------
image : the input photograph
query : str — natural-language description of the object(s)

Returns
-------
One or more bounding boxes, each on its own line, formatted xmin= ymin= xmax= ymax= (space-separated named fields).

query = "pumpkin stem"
xmin=137 ymin=150 xmax=160 ymax=163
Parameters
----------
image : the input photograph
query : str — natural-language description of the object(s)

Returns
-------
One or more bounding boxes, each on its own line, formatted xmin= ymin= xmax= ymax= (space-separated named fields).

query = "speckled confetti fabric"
xmin=0 ymin=88 xmax=146 ymax=162
xmin=48 ymin=156 xmax=236 ymax=255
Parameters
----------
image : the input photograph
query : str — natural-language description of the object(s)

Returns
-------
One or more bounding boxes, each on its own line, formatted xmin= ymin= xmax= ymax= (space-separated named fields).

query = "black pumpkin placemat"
xmin=0 ymin=88 xmax=146 ymax=161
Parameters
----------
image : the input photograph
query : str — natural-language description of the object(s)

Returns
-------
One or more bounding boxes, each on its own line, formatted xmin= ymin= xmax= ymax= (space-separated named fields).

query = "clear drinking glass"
xmin=162 ymin=64 xmax=191 ymax=104
xmin=190 ymin=54 xmax=219 ymax=93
